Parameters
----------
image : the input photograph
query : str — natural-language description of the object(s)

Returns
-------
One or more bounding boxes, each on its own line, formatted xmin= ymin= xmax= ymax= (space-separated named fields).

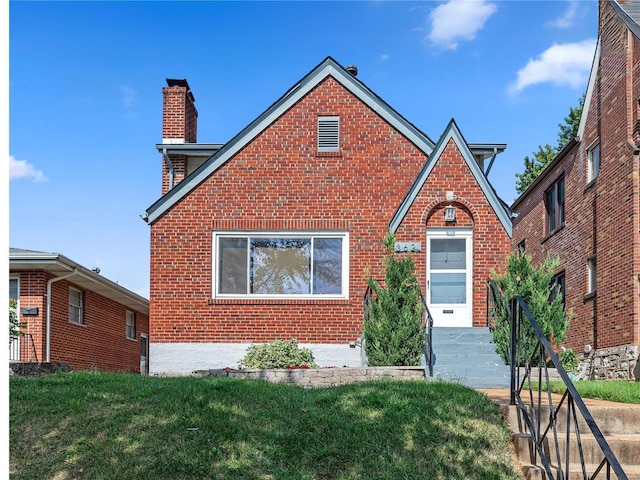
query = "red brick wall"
xmin=512 ymin=1 xmax=640 ymax=351
xmin=12 ymin=271 xmax=149 ymax=373
xmin=162 ymin=84 xmax=197 ymax=143
xmin=150 ymin=77 xmax=511 ymax=344
xmin=395 ymin=139 xmax=512 ymax=327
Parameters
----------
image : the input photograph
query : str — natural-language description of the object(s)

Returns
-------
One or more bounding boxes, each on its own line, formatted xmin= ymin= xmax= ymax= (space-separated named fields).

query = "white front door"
xmin=426 ymin=229 xmax=473 ymax=327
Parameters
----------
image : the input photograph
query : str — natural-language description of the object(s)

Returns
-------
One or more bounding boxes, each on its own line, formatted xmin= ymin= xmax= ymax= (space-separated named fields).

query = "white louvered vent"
xmin=318 ymin=116 xmax=340 ymax=152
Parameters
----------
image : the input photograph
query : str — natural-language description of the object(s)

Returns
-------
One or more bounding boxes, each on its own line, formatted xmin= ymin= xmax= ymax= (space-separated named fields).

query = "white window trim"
xmin=587 ymin=139 xmax=600 ymax=183
xmin=69 ymin=287 xmax=84 ymax=325
xmin=212 ymin=231 xmax=349 ymax=299
xmin=126 ymin=311 xmax=136 ymax=340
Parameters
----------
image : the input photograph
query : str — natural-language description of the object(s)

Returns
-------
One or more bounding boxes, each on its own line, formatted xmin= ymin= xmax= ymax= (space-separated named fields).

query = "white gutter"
xmin=46 ymin=268 xmax=77 ymax=362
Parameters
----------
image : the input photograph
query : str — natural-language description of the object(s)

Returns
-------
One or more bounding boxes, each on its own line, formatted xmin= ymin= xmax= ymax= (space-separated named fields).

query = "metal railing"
xmin=363 ymin=283 xmax=434 ymax=376
xmin=487 ymin=280 xmax=628 ymax=479
xmin=9 ymin=333 xmax=38 ymax=363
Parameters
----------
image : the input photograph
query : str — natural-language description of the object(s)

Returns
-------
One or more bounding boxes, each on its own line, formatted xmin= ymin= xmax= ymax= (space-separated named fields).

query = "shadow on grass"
xmin=10 ymin=372 xmax=521 ymax=480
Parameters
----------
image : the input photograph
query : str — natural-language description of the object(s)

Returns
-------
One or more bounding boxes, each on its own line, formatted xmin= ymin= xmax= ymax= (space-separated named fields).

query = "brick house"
xmin=511 ymin=0 xmax=640 ymax=380
xmin=9 ymin=248 xmax=150 ymax=374
xmin=143 ymin=57 xmax=513 ymax=375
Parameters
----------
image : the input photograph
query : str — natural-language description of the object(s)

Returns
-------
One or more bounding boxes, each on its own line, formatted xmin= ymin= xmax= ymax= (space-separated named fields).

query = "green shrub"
xmin=364 ymin=232 xmax=425 ymax=366
xmin=239 ymin=338 xmax=318 ymax=369
xmin=557 ymin=347 xmax=580 ymax=373
xmin=490 ymin=252 xmax=571 ymax=366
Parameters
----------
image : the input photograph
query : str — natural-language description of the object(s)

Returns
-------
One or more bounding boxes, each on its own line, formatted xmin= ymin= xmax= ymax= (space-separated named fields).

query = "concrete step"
xmin=520 ymin=462 xmax=640 ymax=480
xmin=482 ymin=390 xmax=640 ymax=480
xmin=429 ymin=327 xmax=510 ymax=388
xmin=512 ymin=431 xmax=640 ymax=466
xmin=506 ymin=403 xmax=640 ymax=436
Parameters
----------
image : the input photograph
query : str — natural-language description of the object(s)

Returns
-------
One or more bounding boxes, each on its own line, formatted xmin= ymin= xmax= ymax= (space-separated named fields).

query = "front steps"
xmin=483 ymin=391 xmax=640 ymax=480
xmin=427 ymin=327 xmax=511 ymax=388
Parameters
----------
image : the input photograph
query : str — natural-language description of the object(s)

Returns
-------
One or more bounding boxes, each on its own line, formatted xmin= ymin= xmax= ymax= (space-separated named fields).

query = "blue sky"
xmin=8 ymin=0 xmax=598 ymax=299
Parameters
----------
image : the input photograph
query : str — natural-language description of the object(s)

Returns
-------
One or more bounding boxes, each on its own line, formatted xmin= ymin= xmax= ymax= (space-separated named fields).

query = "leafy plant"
xmin=557 ymin=347 xmax=580 ymax=373
xmin=9 ymin=298 xmax=25 ymax=346
xmin=239 ymin=338 xmax=318 ymax=369
xmin=364 ymin=232 xmax=425 ymax=366
xmin=490 ymin=252 xmax=571 ymax=366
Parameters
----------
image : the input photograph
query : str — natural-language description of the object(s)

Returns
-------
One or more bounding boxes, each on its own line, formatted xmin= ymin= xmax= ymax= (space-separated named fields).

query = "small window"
xmin=587 ymin=258 xmax=597 ymax=295
xmin=69 ymin=287 xmax=83 ymax=324
xmin=550 ymin=272 xmax=566 ymax=309
xmin=214 ymin=232 xmax=348 ymax=298
xmin=517 ymin=240 xmax=526 ymax=255
xmin=126 ymin=311 xmax=136 ymax=339
xmin=545 ymin=176 xmax=565 ymax=234
xmin=588 ymin=141 xmax=600 ymax=183
xmin=9 ymin=278 xmax=18 ymax=301
xmin=318 ymin=116 xmax=340 ymax=152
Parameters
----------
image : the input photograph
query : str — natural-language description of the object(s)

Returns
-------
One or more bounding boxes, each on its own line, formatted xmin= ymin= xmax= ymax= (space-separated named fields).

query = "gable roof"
xmin=9 ymin=247 xmax=149 ymax=315
xmin=610 ymin=0 xmax=640 ymax=39
xmin=143 ymin=56 xmax=437 ymax=225
xmin=389 ymin=119 xmax=513 ymax=237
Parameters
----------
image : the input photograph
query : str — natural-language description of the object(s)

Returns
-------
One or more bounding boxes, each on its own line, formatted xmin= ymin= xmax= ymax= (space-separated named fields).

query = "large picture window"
xmin=214 ymin=232 xmax=348 ymax=297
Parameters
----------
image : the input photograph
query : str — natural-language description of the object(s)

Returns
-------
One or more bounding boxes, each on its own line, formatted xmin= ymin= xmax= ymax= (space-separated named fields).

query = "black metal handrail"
xmin=420 ymin=292 xmax=434 ymax=377
xmin=9 ymin=333 xmax=38 ymax=363
xmin=363 ymin=283 xmax=433 ymax=376
xmin=487 ymin=279 xmax=627 ymax=479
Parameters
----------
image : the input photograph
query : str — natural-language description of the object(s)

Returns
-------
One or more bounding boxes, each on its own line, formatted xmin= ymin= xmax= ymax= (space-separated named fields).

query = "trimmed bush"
xmin=239 ymin=338 xmax=318 ymax=369
xmin=364 ymin=233 xmax=425 ymax=366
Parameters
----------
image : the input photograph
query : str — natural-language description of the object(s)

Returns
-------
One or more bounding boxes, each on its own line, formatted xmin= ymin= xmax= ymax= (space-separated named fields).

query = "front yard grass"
xmin=549 ymin=380 xmax=640 ymax=404
xmin=10 ymin=372 xmax=523 ymax=480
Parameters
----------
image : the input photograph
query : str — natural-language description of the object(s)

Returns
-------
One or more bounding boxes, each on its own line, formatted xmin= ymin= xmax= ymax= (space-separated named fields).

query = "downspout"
xmin=162 ymin=147 xmax=175 ymax=189
xmin=46 ymin=268 xmax=77 ymax=362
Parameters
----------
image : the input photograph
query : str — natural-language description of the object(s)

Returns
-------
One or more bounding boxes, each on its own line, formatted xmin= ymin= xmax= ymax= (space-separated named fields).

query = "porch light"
xmin=444 ymin=205 xmax=456 ymax=222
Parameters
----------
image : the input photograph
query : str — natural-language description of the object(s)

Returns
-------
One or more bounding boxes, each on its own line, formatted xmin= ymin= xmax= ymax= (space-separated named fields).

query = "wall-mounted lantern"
xmin=444 ymin=205 xmax=456 ymax=222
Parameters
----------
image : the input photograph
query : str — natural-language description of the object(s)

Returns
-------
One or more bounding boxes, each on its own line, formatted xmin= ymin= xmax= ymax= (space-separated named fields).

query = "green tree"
xmin=515 ymin=94 xmax=585 ymax=194
xmin=364 ymin=233 xmax=425 ymax=366
xmin=490 ymin=252 xmax=571 ymax=365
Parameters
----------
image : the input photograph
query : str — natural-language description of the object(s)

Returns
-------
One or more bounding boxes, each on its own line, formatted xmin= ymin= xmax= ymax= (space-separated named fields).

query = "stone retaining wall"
xmin=578 ymin=344 xmax=640 ymax=381
xmin=193 ymin=366 xmax=427 ymax=388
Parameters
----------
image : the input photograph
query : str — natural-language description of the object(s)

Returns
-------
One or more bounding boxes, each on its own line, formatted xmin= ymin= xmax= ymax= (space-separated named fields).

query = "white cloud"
xmin=380 ymin=54 xmax=390 ymax=61
xmin=9 ymin=155 xmax=47 ymax=182
xmin=547 ymin=0 xmax=580 ymax=29
xmin=509 ymin=39 xmax=596 ymax=94
xmin=428 ymin=0 xmax=497 ymax=50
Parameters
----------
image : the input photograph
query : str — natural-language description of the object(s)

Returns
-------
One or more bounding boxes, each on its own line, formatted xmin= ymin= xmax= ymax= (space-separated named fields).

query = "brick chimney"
xmin=162 ymin=79 xmax=197 ymax=143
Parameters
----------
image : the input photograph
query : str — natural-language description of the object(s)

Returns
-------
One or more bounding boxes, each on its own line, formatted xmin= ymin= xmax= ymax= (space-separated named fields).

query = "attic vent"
xmin=318 ymin=116 xmax=340 ymax=152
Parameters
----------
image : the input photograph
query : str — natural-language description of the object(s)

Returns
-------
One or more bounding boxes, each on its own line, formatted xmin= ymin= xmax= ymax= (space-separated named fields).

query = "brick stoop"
xmin=479 ymin=388 xmax=640 ymax=480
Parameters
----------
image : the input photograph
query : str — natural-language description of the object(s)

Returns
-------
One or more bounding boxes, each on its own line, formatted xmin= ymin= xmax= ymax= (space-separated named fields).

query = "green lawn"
xmin=549 ymin=380 xmax=640 ymax=404
xmin=10 ymin=372 xmax=523 ymax=480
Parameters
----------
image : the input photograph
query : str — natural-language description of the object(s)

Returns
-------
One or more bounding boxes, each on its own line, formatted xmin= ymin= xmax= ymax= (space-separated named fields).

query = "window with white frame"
xmin=587 ymin=258 xmax=597 ymax=295
xmin=214 ymin=232 xmax=348 ymax=297
xmin=69 ymin=287 xmax=83 ymax=324
xmin=587 ymin=141 xmax=600 ymax=183
xmin=126 ymin=311 xmax=136 ymax=339
xmin=317 ymin=116 xmax=340 ymax=152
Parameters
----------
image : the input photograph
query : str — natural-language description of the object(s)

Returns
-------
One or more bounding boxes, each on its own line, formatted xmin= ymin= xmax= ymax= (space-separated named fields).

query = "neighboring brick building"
xmin=143 ymin=57 xmax=513 ymax=374
xmin=9 ymin=248 xmax=150 ymax=374
xmin=511 ymin=0 xmax=640 ymax=380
